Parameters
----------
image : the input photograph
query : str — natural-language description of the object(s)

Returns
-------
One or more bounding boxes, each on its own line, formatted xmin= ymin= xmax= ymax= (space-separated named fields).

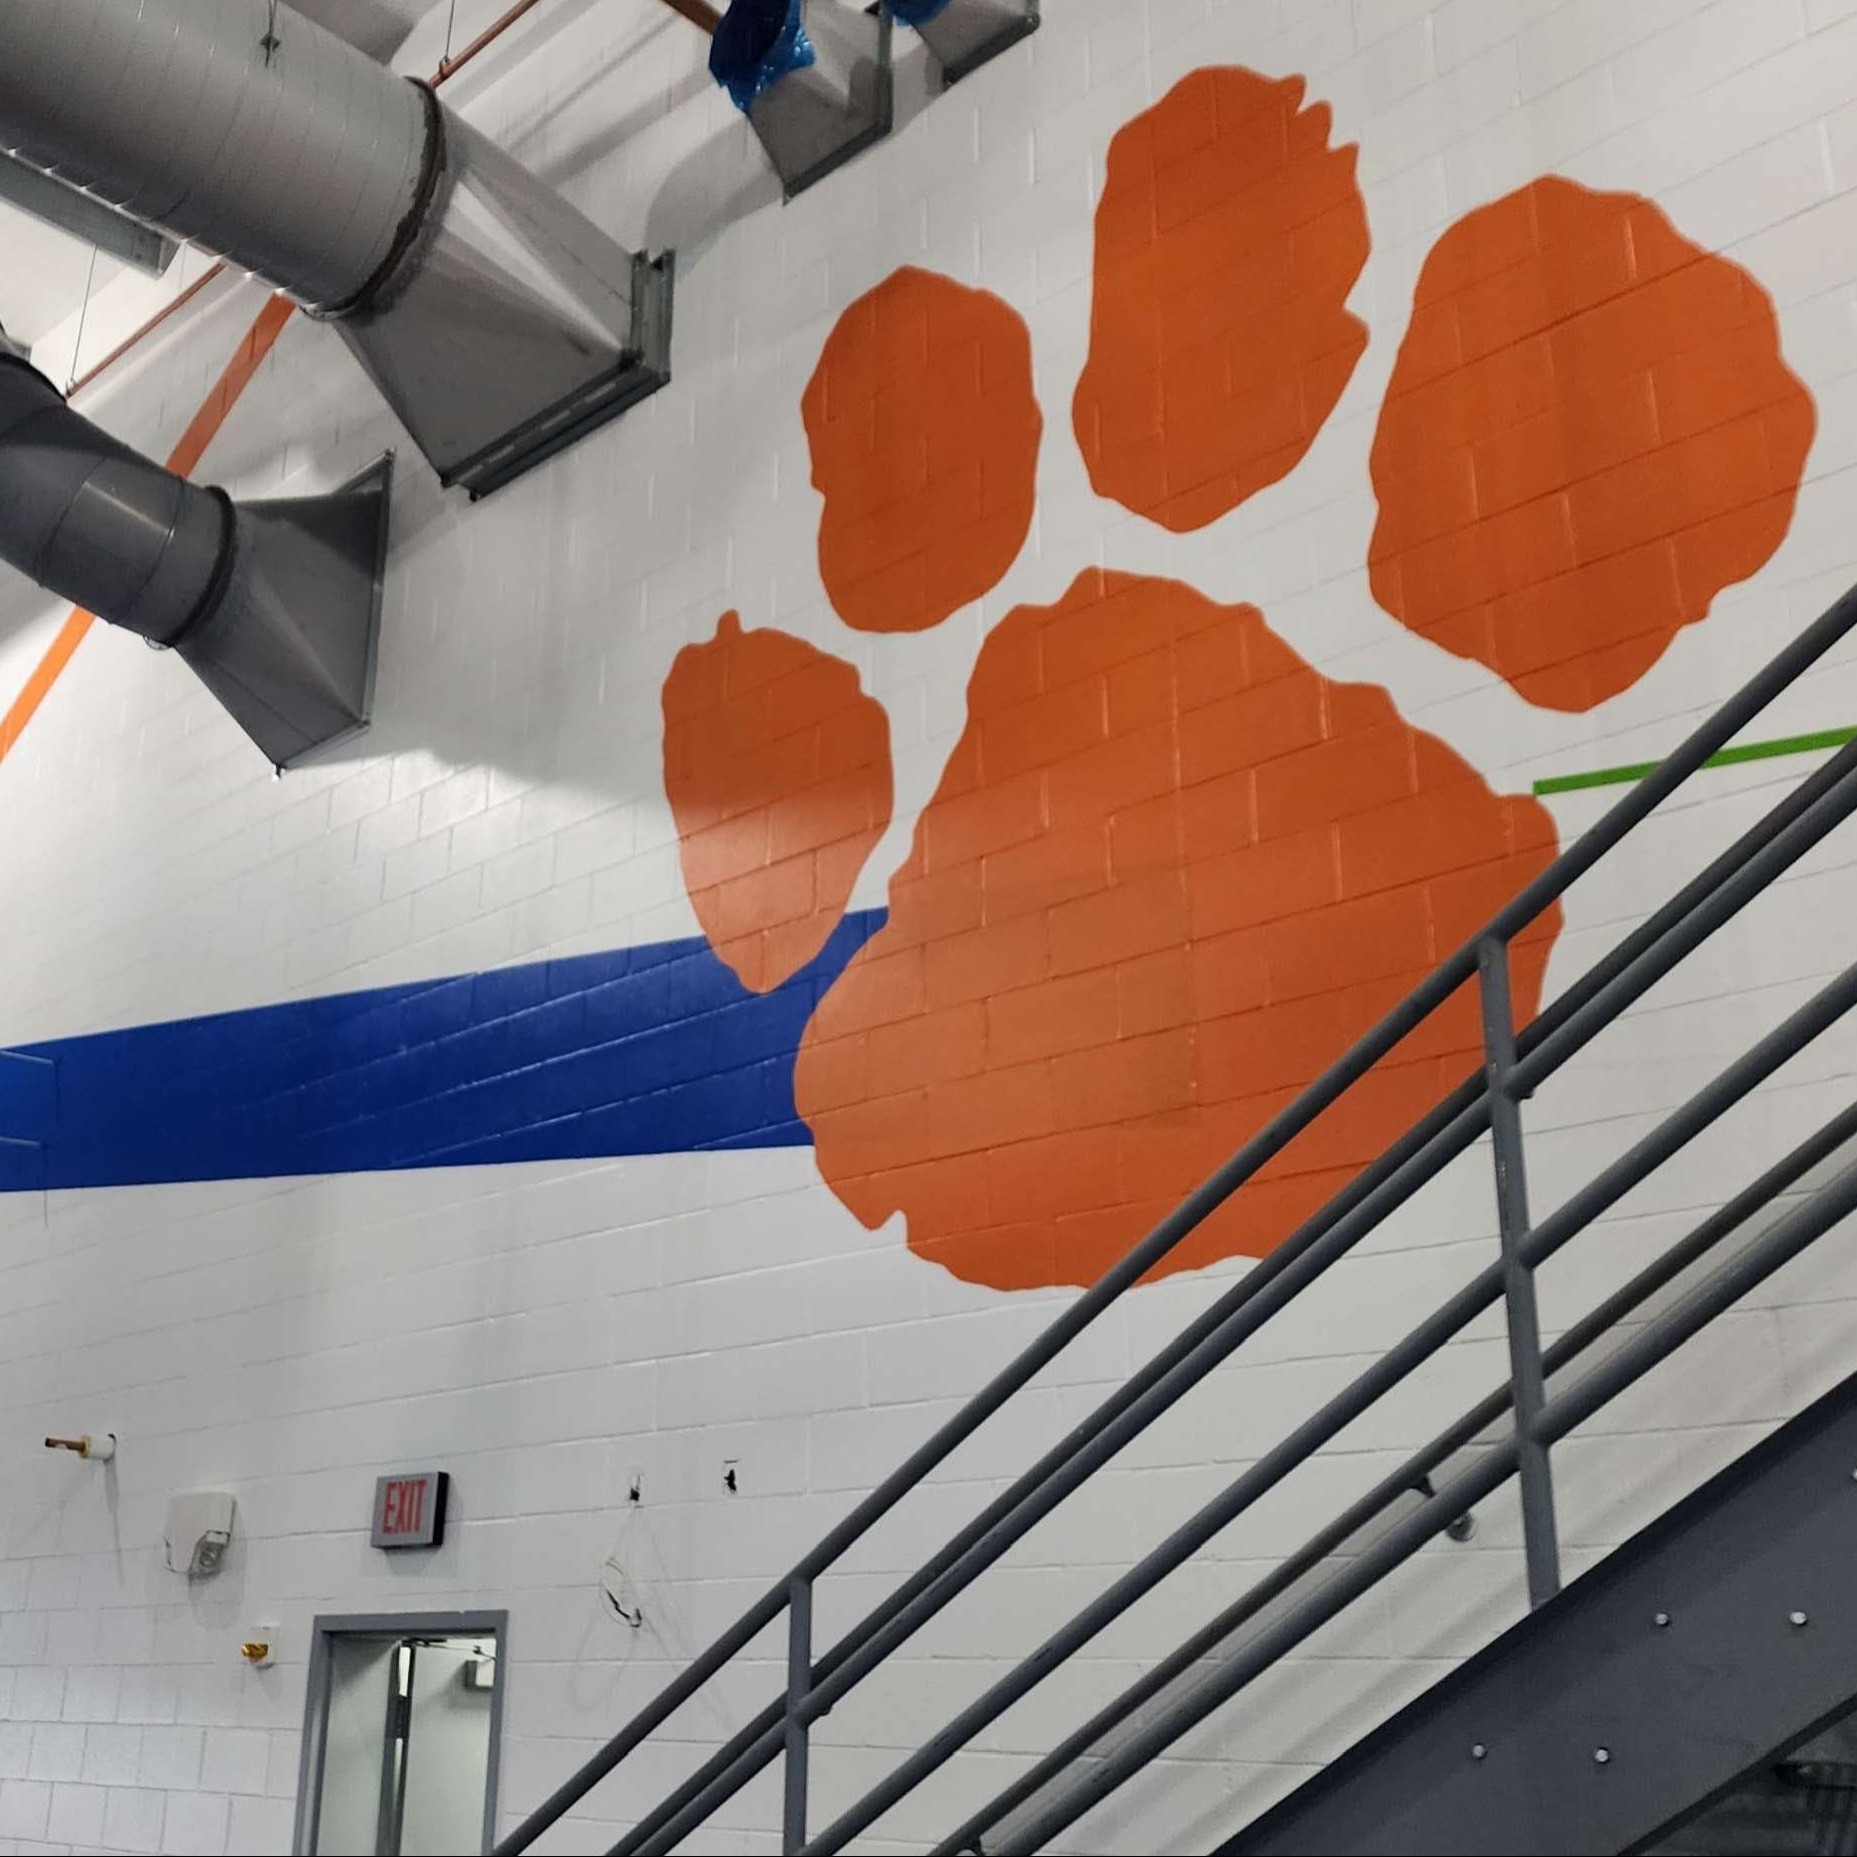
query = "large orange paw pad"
xmin=794 ymin=571 xmax=1561 ymax=1290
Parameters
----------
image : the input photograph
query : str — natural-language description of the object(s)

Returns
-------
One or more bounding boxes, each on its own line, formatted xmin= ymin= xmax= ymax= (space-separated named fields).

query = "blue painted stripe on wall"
xmin=0 ymin=1049 xmax=55 ymax=1142
xmin=0 ymin=1051 xmax=54 ymax=1191
xmin=0 ymin=1139 xmax=44 ymax=1192
xmin=0 ymin=911 xmax=884 ymax=1192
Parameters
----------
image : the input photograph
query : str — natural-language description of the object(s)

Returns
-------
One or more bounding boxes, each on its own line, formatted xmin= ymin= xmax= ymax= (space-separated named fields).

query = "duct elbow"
xmin=0 ymin=355 xmax=390 ymax=770
xmin=0 ymin=356 xmax=232 ymax=646
xmin=321 ymin=102 xmax=675 ymax=499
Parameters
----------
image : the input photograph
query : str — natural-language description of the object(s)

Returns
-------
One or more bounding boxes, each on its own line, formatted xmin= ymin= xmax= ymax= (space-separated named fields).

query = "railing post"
xmin=784 ymin=1575 xmax=814 ymax=1854
xmin=1477 ymin=935 xmax=1562 ymax=1608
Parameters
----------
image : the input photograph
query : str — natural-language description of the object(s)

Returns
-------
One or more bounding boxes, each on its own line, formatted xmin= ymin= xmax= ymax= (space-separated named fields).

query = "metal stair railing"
xmin=495 ymin=580 xmax=1857 ymax=1857
xmin=937 ymin=1094 xmax=1857 ymax=1857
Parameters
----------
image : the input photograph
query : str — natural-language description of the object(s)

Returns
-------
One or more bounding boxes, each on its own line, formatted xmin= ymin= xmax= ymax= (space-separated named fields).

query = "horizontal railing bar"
xmin=943 ymin=1084 xmax=1857 ymax=1857
xmin=630 ymin=1098 xmax=1498 ymax=1853
xmin=1519 ymin=960 xmax=1857 ymax=1280
xmin=933 ymin=1095 xmax=1857 ymax=1855
xmin=612 ymin=675 xmax=1857 ymax=1852
xmin=1539 ymin=1147 xmax=1857 ymax=1446
xmin=1435 ymin=578 xmax=1857 ymax=966
xmin=1000 ymin=1445 xmax=1531 ymax=1848
xmin=599 ymin=988 xmax=1490 ymax=1854
xmin=610 ymin=1702 xmax=778 ymax=1851
xmin=804 ymin=1264 xmax=1512 ymax=1852
xmin=510 ymin=581 xmax=1857 ymax=1856
xmin=810 ymin=952 xmax=1857 ymax=1850
xmin=1504 ymin=722 xmax=1857 ymax=1090
xmin=813 ymin=950 xmax=1857 ymax=1849
xmin=1511 ymin=739 xmax=1857 ymax=1096
xmin=610 ymin=1081 xmax=1495 ymax=1852
xmin=496 ymin=1586 xmax=791 ymax=1851
xmin=1003 ymin=1143 xmax=1857 ymax=1852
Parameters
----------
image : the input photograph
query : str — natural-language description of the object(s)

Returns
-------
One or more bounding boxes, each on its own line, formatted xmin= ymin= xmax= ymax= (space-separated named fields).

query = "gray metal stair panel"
xmin=1226 ymin=1369 xmax=1857 ymax=1857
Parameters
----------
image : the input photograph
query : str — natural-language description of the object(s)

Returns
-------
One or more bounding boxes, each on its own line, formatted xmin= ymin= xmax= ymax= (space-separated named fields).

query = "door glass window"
xmin=305 ymin=1625 xmax=500 ymax=1855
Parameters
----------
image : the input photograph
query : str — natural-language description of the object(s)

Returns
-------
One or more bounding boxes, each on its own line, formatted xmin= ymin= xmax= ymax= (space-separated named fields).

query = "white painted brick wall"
xmin=6 ymin=1 xmax=1857 ymax=1852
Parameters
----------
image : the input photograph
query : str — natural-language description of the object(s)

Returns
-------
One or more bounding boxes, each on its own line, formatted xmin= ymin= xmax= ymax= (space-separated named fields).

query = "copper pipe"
xmin=67 ymin=260 xmax=228 ymax=398
xmin=657 ymin=0 xmax=721 ymax=31
xmin=435 ymin=0 xmax=551 ymax=80
xmin=71 ymin=0 xmax=589 ymax=401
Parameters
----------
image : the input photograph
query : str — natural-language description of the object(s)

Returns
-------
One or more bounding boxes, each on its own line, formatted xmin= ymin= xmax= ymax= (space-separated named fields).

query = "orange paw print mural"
xmin=663 ymin=67 xmax=1816 ymax=1291
xmin=804 ymin=266 xmax=1043 ymax=633
xmin=663 ymin=613 xmax=892 ymax=995
xmin=1074 ymin=69 xmax=1370 ymax=533
xmin=796 ymin=570 xmax=1560 ymax=1290
xmin=1370 ymin=177 xmax=1815 ymax=712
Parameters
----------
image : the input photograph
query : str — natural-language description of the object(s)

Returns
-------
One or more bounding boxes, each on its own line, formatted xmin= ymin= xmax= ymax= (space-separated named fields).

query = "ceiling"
xmin=0 ymin=0 xmax=429 ymax=353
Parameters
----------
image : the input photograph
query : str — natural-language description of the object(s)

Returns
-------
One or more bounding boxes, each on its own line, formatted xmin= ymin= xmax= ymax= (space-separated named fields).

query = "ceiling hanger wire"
xmin=65 ymin=242 xmax=99 ymax=395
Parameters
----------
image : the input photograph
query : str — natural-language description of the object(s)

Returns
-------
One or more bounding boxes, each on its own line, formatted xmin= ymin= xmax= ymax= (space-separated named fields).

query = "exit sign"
xmin=371 ymin=1471 xmax=449 ymax=1550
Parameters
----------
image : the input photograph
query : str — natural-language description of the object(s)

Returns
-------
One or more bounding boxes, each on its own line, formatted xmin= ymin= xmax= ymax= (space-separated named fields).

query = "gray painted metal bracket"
xmin=749 ymin=3 xmax=894 ymax=199
xmin=1226 ymin=1367 xmax=1857 ymax=1857
xmin=0 ymin=153 xmax=177 ymax=277
xmin=442 ymin=253 xmax=675 ymax=502
xmin=908 ymin=0 xmax=1040 ymax=86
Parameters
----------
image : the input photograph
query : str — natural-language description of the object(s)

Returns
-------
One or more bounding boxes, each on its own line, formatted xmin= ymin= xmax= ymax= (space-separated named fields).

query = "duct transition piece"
xmin=0 ymin=354 xmax=390 ymax=770
xmin=711 ymin=0 xmax=893 ymax=199
xmin=0 ymin=0 xmax=672 ymax=498
xmin=891 ymin=0 xmax=1039 ymax=85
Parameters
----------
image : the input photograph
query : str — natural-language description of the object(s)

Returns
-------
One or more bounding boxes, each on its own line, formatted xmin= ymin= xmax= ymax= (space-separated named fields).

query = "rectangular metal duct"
xmin=741 ymin=2 xmax=893 ymax=199
xmin=0 ymin=155 xmax=179 ymax=277
xmin=895 ymin=0 xmax=1039 ymax=86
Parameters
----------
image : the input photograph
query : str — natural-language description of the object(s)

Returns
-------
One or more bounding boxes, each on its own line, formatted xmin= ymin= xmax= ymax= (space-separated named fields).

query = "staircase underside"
xmin=1226 ymin=1368 xmax=1857 ymax=1857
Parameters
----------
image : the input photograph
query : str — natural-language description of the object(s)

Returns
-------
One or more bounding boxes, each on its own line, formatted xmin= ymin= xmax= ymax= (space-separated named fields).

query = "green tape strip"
xmin=1533 ymin=726 xmax=1857 ymax=798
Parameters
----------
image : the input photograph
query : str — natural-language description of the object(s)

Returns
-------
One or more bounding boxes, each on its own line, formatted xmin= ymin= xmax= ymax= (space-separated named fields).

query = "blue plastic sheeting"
xmin=709 ymin=0 xmax=817 ymax=113
xmin=888 ymin=0 xmax=956 ymax=23
xmin=0 ymin=910 xmax=885 ymax=1192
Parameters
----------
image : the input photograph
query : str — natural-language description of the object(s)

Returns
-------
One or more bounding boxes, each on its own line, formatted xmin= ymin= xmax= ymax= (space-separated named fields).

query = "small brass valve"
xmin=44 ymin=1433 xmax=116 ymax=1463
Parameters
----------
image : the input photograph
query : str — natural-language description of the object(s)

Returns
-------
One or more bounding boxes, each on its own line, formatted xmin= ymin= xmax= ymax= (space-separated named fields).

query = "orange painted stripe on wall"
xmin=0 ymin=291 xmax=299 ymax=768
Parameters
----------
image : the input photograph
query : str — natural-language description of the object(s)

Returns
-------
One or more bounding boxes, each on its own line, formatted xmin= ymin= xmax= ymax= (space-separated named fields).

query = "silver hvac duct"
xmin=718 ymin=1 xmax=894 ymax=200
xmin=0 ymin=0 xmax=672 ymax=498
xmin=897 ymin=0 xmax=1040 ymax=86
xmin=0 ymin=353 xmax=391 ymax=769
